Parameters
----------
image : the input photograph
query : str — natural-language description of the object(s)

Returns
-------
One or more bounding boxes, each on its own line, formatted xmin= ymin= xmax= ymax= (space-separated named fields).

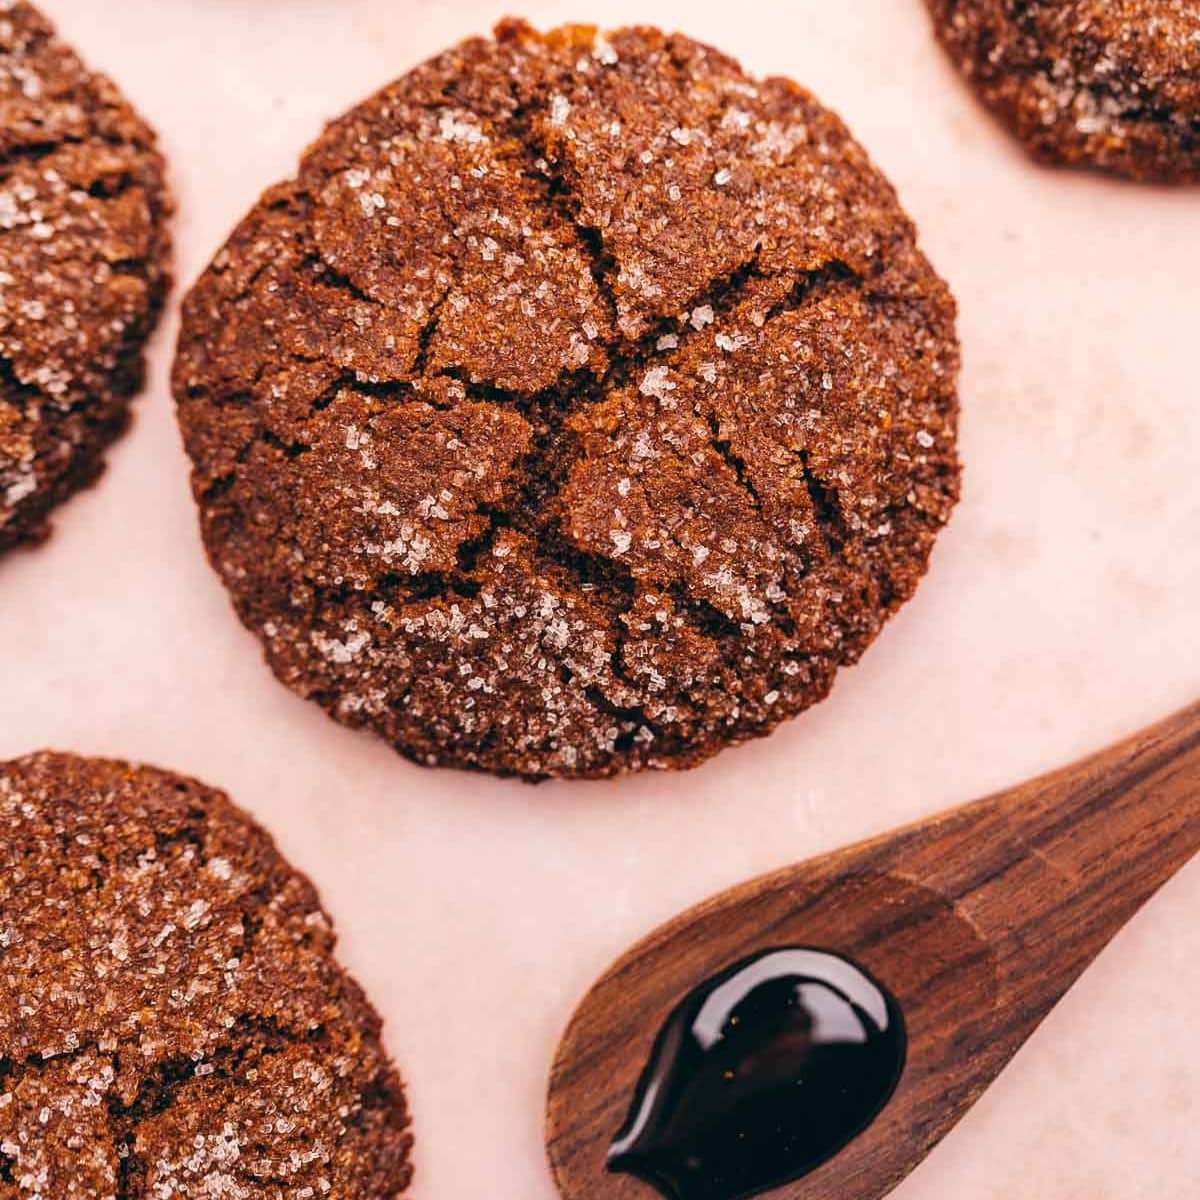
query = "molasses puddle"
xmin=607 ymin=948 xmax=906 ymax=1200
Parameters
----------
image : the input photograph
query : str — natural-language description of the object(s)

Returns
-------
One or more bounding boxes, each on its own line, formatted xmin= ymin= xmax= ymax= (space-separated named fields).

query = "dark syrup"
xmin=607 ymin=947 xmax=906 ymax=1200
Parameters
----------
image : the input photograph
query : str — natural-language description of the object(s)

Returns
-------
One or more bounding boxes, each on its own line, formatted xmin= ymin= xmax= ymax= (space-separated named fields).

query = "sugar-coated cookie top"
xmin=0 ymin=2 xmax=170 ymax=553
xmin=0 ymin=752 xmax=413 ymax=1198
xmin=927 ymin=0 xmax=1200 ymax=181
xmin=176 ymin=20 xmax=961 ymax=780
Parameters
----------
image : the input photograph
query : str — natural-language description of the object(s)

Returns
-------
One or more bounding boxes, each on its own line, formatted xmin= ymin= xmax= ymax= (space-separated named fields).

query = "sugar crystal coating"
xmin=0 ymin=752 xmax=414 ymax=1198
xmin=927 ymin=0 xmax=1200 ymax=182
xmin=174 ymin=20 xmax=962 ymax=780
xmin=0 ymin=2 xmax=171 ymax=554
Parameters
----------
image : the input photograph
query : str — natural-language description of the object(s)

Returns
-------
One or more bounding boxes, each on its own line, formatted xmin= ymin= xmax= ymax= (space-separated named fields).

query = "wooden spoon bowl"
xmin=547 ymin=702 xmax=1200 ymax=1200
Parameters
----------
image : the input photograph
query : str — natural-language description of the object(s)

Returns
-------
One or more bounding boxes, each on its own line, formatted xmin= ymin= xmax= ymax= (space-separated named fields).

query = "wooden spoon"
xmin=546 ymin=701 xmax=1200 ymax=1200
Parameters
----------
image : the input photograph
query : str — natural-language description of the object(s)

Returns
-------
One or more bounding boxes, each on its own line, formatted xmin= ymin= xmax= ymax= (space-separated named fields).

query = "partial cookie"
xmin=0 ymin=752 xmax=414 ymax=1198
xmin=926 ymin=0 xmax=1200 ymax=182
xmin=175 ymin=19 xmax=961 ymax=780
xmin=0 ymin=2 xmax=171 ymax=555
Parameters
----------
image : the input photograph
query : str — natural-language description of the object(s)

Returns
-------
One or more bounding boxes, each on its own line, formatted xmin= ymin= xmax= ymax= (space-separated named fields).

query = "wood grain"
xmin=546 ymin=701 xmax=1200 ymax=1200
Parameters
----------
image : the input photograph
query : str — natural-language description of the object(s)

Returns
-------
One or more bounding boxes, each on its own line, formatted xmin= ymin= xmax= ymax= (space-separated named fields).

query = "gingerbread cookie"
xmin=927 ymin=0 xmax=1200 ymax=182
xmin=175 ymin=20 xmax=960 ymax=780
xmin=0 ymin=752 xmax=413 ymax=1197
xmin=0 ymin=2 xmax=171 ymax=555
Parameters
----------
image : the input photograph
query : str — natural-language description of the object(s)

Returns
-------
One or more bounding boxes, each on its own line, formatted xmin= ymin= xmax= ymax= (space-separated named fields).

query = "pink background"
xmin=2 ymin=2 xmax=1198 ymax=1196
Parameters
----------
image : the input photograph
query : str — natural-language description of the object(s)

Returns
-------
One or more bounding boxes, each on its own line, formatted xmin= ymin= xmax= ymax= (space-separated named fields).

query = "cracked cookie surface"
xmin=174 ymin=19 xmax=961 ymax=781
xmin=0 ymin=752 xmax=413 ymax=1199
xmin=0 ymin=2 xmax=171 ymax=556
xmin=926 ymin=0 xmax=1200 ymax=182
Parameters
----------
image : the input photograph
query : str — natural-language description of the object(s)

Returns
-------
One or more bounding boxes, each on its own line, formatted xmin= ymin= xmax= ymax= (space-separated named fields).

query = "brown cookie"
xmin=174 ymin=19 xmax=961 ymax=781
xmin=0 ymin=2 xmax=171 ymax=555
xmin=0 ymin=752 xmax=414 ymax=1198
xmin=926 ymin=0 xmax=1200 ymax=182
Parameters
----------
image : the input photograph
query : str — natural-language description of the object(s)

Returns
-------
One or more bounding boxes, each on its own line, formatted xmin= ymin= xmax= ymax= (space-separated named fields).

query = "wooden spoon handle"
xmin=906 ymin=700 xmax=1200 ymax=1054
